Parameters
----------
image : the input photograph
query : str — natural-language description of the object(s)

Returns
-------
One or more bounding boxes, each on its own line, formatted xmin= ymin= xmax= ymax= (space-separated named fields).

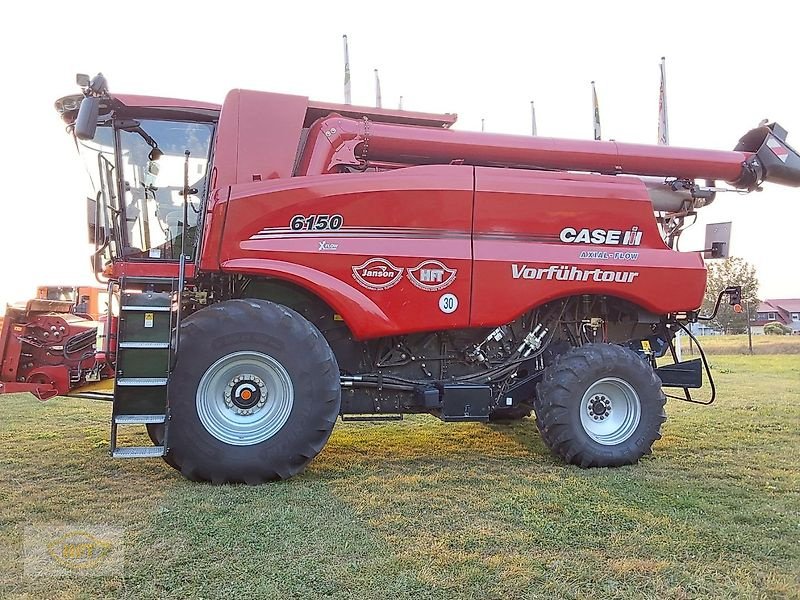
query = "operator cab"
xmin=56 ymin=75 xmax=219 ymax=273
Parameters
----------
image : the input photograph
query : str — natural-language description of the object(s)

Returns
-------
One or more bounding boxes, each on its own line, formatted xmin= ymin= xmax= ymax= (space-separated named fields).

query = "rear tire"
xmin=533 ymin=343 xmax=666 ymax=468
xmin=163 ymin=299 xmax=340 ymax=484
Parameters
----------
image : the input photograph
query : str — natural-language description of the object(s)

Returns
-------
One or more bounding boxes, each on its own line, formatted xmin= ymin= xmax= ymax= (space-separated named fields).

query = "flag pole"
xmin=398 ymin=95 xmax=403 ymax=110
xmin=343 ymin=35 xmax=352 ymax=105
xmin=374 ymin=69 xmax=382 ymax=108
xmin=591 ymin=81 xmax=601 ymax=141
xmin=530 ymin=100 xmax=537 ymax=136
xmin=658 ymin=56 xmax=669 ymax=145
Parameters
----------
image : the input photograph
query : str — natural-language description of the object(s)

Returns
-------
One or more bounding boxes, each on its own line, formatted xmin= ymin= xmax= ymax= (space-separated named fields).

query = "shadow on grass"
xmin=309 ymin=415 xmax=555 ymax=477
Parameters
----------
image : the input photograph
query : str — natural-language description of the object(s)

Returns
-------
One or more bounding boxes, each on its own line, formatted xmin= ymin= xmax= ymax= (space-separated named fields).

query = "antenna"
xmin=530 ymin=100 xmax=537 ymax=136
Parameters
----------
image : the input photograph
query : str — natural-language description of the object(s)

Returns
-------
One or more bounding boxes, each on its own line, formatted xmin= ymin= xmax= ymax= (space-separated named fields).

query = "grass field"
xmin=680 ymin=334 xmax=800 ymax=356
xmin=1 ymin=355 xmax=798 ymax=599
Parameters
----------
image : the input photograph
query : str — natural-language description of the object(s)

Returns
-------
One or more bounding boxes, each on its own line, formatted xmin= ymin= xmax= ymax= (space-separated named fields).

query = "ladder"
xmin=109 ymin=276 xmax=180 ymax=458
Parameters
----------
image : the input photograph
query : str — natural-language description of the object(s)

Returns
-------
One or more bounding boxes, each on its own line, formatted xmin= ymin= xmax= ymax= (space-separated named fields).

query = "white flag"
xmin=658 ymin=57 xmax=669 ymax=145
xmin=592 ymin=81 xmax=601 ymax=141
xmin=343 ymin=35 xmax=352 ymax=105
xmin=374 ymin=69 xmax=382 ymax=108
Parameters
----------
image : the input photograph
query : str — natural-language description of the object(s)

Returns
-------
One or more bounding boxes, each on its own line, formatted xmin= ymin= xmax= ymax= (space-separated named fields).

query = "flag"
xmin=530 ymin=100 xmax=538 ymax=136
xmin=374 ymin=69 xmax=382 ymax=108
xmin=591 ymin=81 xmax=601 ymax=141
xmin=343 ymin=35 xmax=352 ymax=104
xmin=658 ymin=56 xmax=669 ymax=145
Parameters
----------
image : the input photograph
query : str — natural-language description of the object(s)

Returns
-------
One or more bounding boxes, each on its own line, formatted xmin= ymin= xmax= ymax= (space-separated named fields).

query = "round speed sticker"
xmin=438 ymin=293 xmax=458 ymax=314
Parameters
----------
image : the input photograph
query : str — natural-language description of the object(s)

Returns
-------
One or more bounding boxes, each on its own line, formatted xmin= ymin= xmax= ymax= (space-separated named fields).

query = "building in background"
xmin=750 ymin=299 xmax=800 ymax=334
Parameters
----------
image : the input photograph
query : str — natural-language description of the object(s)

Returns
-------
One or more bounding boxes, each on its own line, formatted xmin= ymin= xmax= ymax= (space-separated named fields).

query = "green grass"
xmin=1 ymin=355 xmax=799 ymax=599
xmin=680 ymin=334 xmax=800 ymax=355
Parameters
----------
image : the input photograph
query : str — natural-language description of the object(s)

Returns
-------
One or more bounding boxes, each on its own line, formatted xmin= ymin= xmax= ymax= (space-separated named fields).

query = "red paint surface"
xmin=210 ymin=164 xmax=706 ymax=340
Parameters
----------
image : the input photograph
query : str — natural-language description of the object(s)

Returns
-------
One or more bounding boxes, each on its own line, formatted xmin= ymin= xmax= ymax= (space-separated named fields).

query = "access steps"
xmin=109 ymin=276 xmax=179 ymax=459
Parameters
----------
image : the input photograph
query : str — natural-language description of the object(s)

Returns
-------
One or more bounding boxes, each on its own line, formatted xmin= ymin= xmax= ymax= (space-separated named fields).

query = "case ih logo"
xmin=560 ymin=226 xmax=642 ymax=246
xmin=352 ymin=258 xmax=404 ymax=290
xmin=407 ymin=260 xmax=457 ymax=291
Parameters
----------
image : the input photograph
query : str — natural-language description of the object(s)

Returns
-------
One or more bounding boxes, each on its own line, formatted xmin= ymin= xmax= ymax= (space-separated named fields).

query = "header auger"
xmin=1 ymin=72 xmax=797 ymax=483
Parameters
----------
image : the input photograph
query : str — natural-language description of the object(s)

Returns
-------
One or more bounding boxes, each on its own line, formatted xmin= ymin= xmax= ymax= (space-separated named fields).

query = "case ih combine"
xmin=1 ymin=73 xmax=798 ymax=483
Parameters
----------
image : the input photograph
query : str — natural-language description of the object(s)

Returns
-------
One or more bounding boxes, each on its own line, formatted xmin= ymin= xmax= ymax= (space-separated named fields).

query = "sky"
xmin=1 ymin=0 xmax=798 ymax=307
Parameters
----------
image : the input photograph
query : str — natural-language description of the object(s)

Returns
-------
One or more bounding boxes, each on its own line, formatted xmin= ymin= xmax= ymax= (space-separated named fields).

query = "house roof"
xmin=768 ymin=299 xmax=800 ymax=313
xmin=755 ymin=299 xmax=800 ymax=314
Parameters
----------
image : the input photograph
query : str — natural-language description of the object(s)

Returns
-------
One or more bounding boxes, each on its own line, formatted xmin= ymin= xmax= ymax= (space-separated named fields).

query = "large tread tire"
xmin=533 ymin=343 xmax=666 ymax=468
xmin=163 ymin=299 xmax=340 ymax=484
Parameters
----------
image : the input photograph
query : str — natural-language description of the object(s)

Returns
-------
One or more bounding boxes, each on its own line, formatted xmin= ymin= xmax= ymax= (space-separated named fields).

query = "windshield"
xmin=78 ymin=118 xmax=214 ymax=265
xmin=118 ymin=120 xmax=214 ymax=260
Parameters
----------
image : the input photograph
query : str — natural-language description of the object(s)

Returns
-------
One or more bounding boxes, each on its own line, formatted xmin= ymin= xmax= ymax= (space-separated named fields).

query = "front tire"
xmin=164 ymin=299 xmax=340 ymax=484
xmin=533 ymin=343 xmax=666 ymax=468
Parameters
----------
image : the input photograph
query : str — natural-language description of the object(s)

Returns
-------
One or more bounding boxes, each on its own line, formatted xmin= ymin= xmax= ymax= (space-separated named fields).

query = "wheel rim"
xmin=195 ymin=351 xmax=294 ymax=446
xmin=579 ymin=377 xmax=641 ymax=445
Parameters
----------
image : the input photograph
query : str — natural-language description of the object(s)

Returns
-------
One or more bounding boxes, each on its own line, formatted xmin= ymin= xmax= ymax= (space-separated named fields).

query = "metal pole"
xmin=530 ymin=100 xmax=537 ymax=136
xmin=481 ymin=118 xmax=485 ymax=132
xmin=675 ymin=330 xmax=682 ymax=361
xmin=746 ymin=300 xmax=754 ymax=354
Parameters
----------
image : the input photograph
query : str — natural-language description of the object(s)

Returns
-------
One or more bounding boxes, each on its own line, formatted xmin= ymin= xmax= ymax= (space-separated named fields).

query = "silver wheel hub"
xmin=196 ymin=351 xmax=294 ymax=446
xmin=579 ymin=377 xmax=641 ymax=445
xmin=223 ymin=374 xmax=268 ymax=416
xmin=586 ymin=393 xmax=612 ymax=421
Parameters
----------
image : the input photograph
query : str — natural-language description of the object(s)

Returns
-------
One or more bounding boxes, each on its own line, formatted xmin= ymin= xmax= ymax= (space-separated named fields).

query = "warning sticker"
xmin=766 ymin=137 xmax=790 ymax=163
xmin=144 ymin=313 xmax=154 ymax=328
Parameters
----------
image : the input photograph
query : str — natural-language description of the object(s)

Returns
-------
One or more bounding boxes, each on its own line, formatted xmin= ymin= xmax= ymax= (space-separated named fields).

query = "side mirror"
xmin=704 ymin=221 xmax=732 ymax=259
xmin=75 ymin=96 xmax=100 ymax=140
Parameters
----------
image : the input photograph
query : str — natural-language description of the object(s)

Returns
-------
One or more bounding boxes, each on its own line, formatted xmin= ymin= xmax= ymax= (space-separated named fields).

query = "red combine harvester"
xmin=1 ymin=73 xmax=798 ymax=483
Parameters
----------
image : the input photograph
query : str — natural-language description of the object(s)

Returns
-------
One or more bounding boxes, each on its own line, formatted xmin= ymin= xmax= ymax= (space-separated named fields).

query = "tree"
xmin=764 ymin=321 xmax=792 ymax=335
xmin=701 ymin=257 xmax=759 ymax=334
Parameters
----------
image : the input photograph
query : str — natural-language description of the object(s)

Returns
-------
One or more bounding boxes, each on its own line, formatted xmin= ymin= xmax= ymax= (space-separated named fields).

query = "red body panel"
xmin=218 ymin=165 xmax=474 ymax=339
xmin=471 ymin=169 xmax=705 ymax=324
xmin=210 ymin=162 xmax=706 ymax=340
